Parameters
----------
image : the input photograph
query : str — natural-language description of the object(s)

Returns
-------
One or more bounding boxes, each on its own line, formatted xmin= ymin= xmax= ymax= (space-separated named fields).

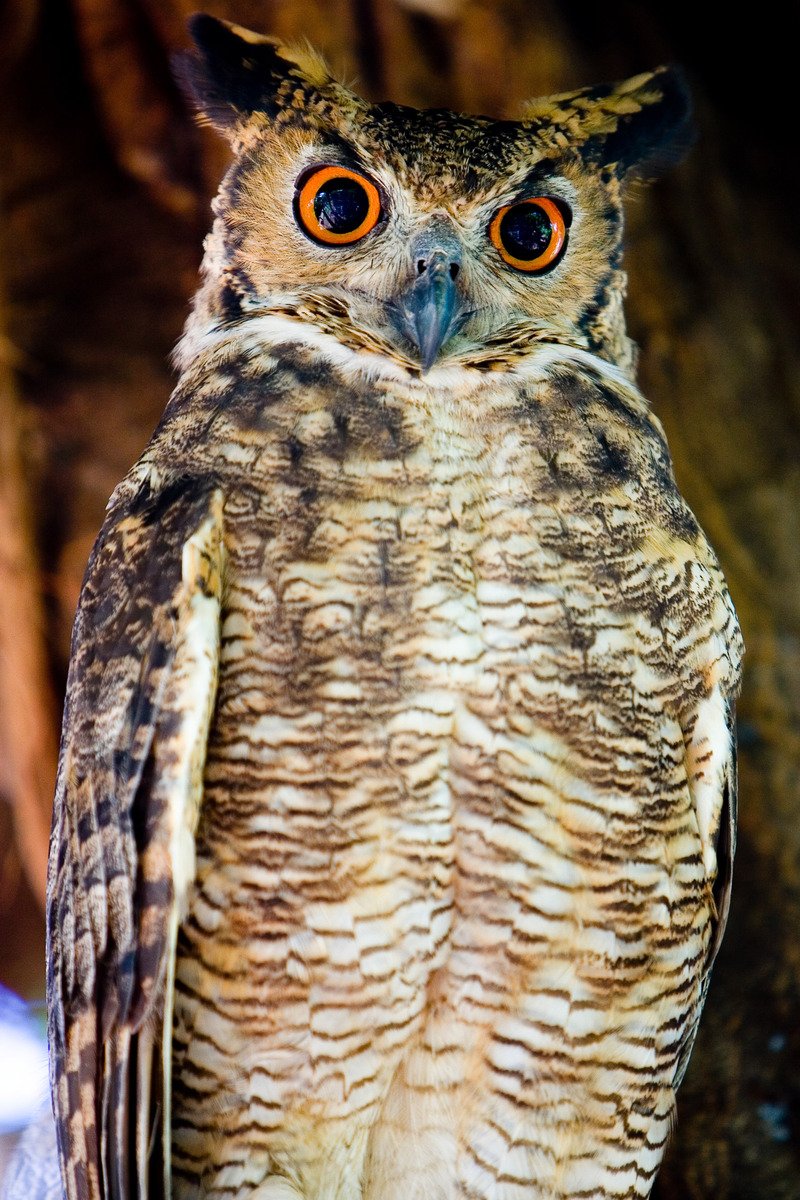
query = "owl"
xmin=46 ymin=14 xmax=743 ymax=1200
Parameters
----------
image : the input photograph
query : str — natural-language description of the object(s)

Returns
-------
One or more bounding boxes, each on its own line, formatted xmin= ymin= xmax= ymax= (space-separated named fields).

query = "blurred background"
xmin=0 ymin=0 xmax=798 ymax=1194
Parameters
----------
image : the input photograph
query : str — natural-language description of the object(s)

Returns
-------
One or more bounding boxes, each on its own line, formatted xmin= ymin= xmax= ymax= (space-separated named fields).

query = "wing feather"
xmin=674 ymin=584 xmax=742 ymax=1087
xmin=47 ymin=475 xmax=225 ymax=1200
xmin=683 ymin=587 xmax=741 ymax=973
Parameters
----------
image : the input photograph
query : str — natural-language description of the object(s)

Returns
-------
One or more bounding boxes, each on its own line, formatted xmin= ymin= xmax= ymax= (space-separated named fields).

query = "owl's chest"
xmin=177 ymin=376 xmax=708 ymax=1189
xmin=218 ymin=436 xmax=524 ymax=740
xmin=213 ymin=375 xmax=673 ymax=724
xmin=203 ymin=374 xmax=696 ymax=860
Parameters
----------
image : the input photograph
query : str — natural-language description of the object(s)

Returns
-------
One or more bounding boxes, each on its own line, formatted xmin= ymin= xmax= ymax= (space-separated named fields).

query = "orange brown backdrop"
xmin=0 ymin=2 xmax=798 ymax=1195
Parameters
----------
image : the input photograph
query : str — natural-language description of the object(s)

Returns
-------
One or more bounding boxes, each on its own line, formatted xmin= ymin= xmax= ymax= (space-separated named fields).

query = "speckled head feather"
xmin=174 ymin=15 xmax=692 ymax=378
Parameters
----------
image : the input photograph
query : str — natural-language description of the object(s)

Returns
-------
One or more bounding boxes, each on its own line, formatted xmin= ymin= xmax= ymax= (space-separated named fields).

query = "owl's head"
xmin=176 ymin=15 xmax=692 ymax=378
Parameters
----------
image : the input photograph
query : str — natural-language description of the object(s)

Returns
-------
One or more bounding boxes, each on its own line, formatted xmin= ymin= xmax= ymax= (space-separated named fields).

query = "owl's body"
xmin=47 ymin=18 xmax=742 ymax=1200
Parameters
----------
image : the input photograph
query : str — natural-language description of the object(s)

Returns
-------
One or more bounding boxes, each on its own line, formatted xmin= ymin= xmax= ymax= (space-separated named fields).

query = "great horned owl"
xmin=47 ymin=15 xmax=743 ymax=1200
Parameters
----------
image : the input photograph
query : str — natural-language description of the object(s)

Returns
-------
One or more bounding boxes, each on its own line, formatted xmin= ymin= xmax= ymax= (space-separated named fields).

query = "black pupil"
xmin=313 ymin=177 xmax=370 ymax=234
xmin=499 ymin=202 xmax=555 ymax=261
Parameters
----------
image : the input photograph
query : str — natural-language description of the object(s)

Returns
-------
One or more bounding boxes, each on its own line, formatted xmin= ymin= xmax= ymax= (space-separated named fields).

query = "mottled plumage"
xmin=47 ymin=17 xmax=742 ymax=1200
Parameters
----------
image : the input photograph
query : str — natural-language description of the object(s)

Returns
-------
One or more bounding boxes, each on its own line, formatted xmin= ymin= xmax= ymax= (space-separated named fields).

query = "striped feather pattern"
xmin=47 ymin=481 xmax=224 ymax=1200
xmin=145 ymin=334 xmax=742 ymax=1199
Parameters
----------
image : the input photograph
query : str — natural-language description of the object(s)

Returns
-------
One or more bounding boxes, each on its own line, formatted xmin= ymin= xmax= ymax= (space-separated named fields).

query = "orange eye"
xmin=296 ymin=165 xmax=382 ymax=246
xmin=489 ymin=196 xmax=566 ymax=272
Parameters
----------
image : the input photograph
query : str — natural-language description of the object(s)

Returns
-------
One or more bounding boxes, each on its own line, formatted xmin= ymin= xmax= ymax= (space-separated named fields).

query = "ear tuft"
xmin=592 ymin=66 xmax=695 ymax=179
xmin=523 ymin=65 xmax=695 ymax=180
xmin=173 ymin=13 xmax=332 ymax=136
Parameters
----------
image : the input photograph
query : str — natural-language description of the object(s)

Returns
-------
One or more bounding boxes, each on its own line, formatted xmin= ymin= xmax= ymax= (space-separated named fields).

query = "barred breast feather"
xmin=47 ymin=327 xmax=742 ymax=1200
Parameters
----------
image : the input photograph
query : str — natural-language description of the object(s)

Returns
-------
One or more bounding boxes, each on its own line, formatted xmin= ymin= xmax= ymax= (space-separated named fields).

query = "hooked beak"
xmin=392 ymin=246 xmax=466 ymax=372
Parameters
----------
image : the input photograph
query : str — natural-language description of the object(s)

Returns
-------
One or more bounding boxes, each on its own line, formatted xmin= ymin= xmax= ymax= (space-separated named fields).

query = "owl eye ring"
xmin=295 ymin=165 xmax=382 ymax=246
xmin=489 ymin=196 xmax=567 ymax=272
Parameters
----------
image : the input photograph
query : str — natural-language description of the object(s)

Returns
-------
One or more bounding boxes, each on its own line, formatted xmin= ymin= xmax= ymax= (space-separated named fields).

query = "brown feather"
xmin=47 ymin=479 xmax=224 ymax=1200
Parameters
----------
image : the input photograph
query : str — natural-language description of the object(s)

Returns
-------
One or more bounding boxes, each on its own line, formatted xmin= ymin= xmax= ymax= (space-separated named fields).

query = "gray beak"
xmin=392 ymin=237 xmax=466 ymax=372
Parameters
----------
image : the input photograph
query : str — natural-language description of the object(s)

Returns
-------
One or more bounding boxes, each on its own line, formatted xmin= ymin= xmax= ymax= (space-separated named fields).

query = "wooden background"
xmin=0 ymin=0 xmax=798 ymax=1193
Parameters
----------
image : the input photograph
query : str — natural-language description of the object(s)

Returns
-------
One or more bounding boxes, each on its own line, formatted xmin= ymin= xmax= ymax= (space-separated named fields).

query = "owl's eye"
xmin=296 ymin=166 xmax=382 ymax=246
xmin=489 ymin=197 xmax=567 ymax=272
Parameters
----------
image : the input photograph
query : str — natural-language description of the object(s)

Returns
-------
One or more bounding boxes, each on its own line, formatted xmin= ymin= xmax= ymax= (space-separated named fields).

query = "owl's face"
xmin=179 ymin=17 xmax=691 ymax=374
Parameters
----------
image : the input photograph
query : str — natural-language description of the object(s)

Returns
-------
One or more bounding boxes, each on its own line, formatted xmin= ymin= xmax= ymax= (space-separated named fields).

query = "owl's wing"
xmin=47 ymin=476 xmax=225 ymax=1200
xmin=685 ymin=592 xmax=740 ymax=971
xmin=706 ymin=735 xmax=737 ymax=973
xmin=674 ymin=584 xmax=741 ymax=1085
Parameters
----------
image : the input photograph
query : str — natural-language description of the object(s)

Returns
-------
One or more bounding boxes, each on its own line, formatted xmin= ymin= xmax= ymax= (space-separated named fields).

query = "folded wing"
xmin=47 ymin=476 xmax=225 ymax=1200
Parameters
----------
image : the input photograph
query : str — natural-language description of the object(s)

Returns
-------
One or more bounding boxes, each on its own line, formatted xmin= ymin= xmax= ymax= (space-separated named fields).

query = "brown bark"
xmin=0 ymin=0 xmax=797 ymax=1193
